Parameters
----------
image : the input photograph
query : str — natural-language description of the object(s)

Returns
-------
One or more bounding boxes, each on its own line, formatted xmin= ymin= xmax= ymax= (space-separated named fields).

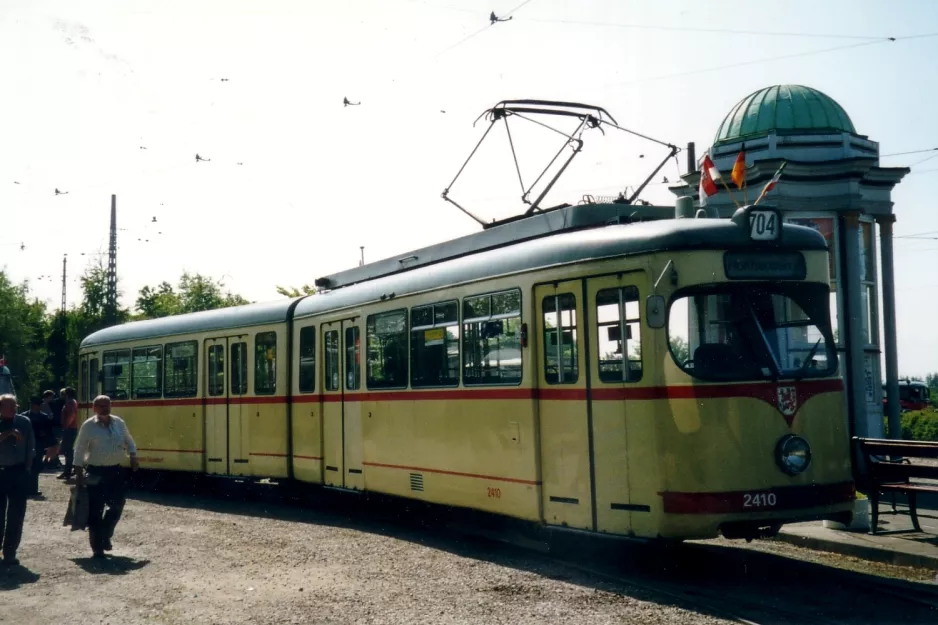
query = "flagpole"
xmin=718 ymin=176 xmax=741 ymax=209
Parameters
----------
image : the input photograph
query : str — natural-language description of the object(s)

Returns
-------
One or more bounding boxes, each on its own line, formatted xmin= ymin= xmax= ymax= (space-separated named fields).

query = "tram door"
xmin=321 ymin=317 xmax=364 ymax=490
xmin=535 ymin=281 xmax=593 ymax=530
xmin=586 ymin=273 xmax=645 ymax=535
xmin=203 ymin=336 xmax=249 ymax=476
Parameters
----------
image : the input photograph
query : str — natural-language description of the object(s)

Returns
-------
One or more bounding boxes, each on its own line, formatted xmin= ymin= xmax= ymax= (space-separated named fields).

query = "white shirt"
xmin=73 ymin=414 xmax=137 ymax=468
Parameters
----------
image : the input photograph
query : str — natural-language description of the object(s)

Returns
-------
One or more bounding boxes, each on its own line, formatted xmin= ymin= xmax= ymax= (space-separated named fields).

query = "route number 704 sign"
xmin=749 ymin=210 xmax=780 ymax=241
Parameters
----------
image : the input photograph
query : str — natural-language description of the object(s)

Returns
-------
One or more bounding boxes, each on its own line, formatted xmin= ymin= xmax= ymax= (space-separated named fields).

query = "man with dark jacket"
xmin=20 ymin=397 xmax=53 ymax=498
xmin=0 ymin=393 xmax=35 ymax=566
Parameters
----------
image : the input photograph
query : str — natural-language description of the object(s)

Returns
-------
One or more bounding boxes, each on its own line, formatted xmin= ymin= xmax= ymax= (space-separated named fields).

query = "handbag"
xmin=63 ymin=485 xmax=90 ymax=531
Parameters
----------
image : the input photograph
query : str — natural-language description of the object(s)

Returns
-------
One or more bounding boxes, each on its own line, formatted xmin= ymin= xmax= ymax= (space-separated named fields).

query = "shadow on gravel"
xmin=126 ymin=474 xmax=938 ymax=625
xmin=0 ymin=565 xmax=40 ymax=590
xmin=71 ymin=555 xmax=150 ymax=575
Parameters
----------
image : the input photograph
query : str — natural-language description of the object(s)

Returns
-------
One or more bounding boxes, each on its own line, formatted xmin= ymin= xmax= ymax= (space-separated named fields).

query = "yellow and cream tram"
xmin=78 ymin=201 xmax=854 ymax=541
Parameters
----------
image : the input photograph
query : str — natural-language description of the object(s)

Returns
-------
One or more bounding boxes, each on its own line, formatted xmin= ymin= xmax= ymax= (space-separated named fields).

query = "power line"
xmin=520 ymin=18 xmax=892 ymax=41
xmin=881 ymin=147 xmax=938 ymax=158
xmin=909 ymin=152 xmax=938 ymax=167
xmin=606 ymin=38 xmax=900 ymax=88
xmin=433 ymin=0 xmax=536 ymax=58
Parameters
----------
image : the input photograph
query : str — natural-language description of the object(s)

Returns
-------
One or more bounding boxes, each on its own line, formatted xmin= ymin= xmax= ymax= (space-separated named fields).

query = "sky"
xmin=2 ymin=0 xmax=938 ymax=376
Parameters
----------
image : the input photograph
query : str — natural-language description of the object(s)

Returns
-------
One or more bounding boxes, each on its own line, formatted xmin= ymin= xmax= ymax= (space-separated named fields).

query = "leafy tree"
xmin=276 ymin=284 xmax=319 ymax=298
xmin=136 ymin=272 xmax=250 ymax=318
xmin=136 ymin=281 xmax=181 ymax=318
xmin=0 ymin=270 xmax=52 ymax=402
xmin=669 ymin=336 xmax=690 ymax=363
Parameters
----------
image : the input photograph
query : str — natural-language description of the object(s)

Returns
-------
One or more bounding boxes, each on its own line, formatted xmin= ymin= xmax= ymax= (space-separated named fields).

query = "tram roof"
xmin=81 ymin=297 xmax=303 ymax=348
xmin=81 ymin=216 xmax=827 ymax=348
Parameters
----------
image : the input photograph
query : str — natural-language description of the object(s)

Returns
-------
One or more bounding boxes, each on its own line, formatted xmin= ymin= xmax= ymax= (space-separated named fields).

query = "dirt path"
xmin=1 ymin=473 xmax=734 ymax=625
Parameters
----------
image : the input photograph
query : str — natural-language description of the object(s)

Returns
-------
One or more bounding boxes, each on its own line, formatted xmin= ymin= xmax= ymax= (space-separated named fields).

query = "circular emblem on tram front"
xmin=776 ymin=385 xmax=798 ymax=418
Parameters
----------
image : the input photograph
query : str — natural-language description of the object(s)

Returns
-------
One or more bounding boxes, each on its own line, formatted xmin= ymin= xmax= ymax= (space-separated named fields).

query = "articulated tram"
xmin=78 ymin=202 xmax=854 ymax=541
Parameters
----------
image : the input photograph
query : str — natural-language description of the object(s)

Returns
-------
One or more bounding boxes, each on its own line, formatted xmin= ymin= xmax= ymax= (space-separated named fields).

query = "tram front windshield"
xmin=667 ymin=283 xmax=837 ymax=382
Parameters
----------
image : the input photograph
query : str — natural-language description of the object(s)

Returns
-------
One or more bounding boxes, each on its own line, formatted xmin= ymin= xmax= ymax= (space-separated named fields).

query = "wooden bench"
xmin=854 ymin=437 xmax=938 ymax=534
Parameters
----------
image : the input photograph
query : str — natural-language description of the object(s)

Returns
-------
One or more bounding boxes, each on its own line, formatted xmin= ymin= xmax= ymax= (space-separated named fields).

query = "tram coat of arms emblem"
xmin=777 ymin=386 xmax=798 ymax=417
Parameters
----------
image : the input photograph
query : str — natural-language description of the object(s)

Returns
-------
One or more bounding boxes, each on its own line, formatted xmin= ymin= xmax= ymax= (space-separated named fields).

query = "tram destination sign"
xmin=723 ymin=251 xmax=807 ymax=280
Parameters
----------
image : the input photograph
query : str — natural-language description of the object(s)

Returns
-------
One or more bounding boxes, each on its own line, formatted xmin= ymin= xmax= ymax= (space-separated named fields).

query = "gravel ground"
xmin=4 ymin=471 xmax=938 ymax=625
xmin=1 ymin=472 xmax=734 ymax=625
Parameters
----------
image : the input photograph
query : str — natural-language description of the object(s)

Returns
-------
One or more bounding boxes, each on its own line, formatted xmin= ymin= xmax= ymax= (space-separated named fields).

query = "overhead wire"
xmin=881 ymin=147 xmax=938 ymax=158
xmin=520 ymin=18 xmax=892 ymax=41
xmin=606 ymin=38 xmax=906 ymax=88
xmin=433 ymin=0 xmax=535 ymax=58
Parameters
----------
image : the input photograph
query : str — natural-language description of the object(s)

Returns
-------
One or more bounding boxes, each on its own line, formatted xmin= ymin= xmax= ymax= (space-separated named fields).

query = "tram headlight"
xmin=775 ymin=434 xmax=811 ymax=476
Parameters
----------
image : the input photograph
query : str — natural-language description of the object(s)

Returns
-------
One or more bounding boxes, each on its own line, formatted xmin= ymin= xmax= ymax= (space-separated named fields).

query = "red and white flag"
xmin=698 ymin=154 xmax=720 ymax=206
xmin=754 ymin=161 xmax=787 ymax=205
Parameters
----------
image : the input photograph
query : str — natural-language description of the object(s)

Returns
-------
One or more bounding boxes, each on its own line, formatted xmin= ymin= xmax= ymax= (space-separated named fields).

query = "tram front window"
xmin=667 ymin=283 xmax=836 ymax=382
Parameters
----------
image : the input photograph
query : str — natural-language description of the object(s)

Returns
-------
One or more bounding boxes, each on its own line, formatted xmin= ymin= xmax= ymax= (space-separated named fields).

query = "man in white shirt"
xmin=73 ymin=395 xmax=139 ymax=558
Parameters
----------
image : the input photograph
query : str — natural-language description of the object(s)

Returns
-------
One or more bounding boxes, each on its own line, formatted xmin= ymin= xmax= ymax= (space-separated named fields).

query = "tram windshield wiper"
xmin=792 ymin=338 xmax=823 ymax=382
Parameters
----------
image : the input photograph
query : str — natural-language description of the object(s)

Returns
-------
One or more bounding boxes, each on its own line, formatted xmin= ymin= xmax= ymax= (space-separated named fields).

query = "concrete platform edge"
xmin=775 ymin=529 xmax=938 ymax=570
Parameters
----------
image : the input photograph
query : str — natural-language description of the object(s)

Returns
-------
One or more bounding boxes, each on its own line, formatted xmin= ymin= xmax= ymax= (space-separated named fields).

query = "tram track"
xmin=133 ymin=475 xmax=938 ymax=625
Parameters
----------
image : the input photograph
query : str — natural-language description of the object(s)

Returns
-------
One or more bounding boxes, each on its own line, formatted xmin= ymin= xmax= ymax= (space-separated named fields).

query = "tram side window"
xmin=231 ymin=342 xmax=248 ymax=395
xmin=255 ymin=332 xmax=277 ymax=395
xmin=165 ymin=341 xmax=198 ymax=397
xmin=411 ymin=301 xmax=459 ymax=387
xmin=367 ymin=310 xmax=408 ymax=389
xmin=346 ymin=326 xmax=361 ymax=390
xmin=80 ymin=360 xmax=88 ymax=402
xmin=298 ymin=326 xmax=316 ymax=393
xmin=131 ymin=345 xmax=163 ymax=399
xmin=103 ymin=349 xmax=131 ymax=400
xmin=208 ymin=345 xmax=225 ymax=397
xmin=89 ymin=358 xmax=99 ymax=400
xmin=596 ymin=287 xmax=643 ymax=383
xmin=324 ymin=330 xmax=339 ymax=391
xmin=463 ymin=289 xmax=522 ymax=386
xmin=543 ymin=294 xmax=578 ymax=384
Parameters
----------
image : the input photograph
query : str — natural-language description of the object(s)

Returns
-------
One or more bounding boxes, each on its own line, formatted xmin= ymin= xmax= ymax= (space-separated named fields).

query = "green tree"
xmin=136 ymin=281 xmax=181 ymax=318
xmin=136 ymin=272 xmax=250 ymax=318
xmin=669 ymin=335 xmax=690 ymax=363
xmin=276 ymin=284 xmax=319 ymax=297
xmin=0 ymin=270 xmax=53 ymax=402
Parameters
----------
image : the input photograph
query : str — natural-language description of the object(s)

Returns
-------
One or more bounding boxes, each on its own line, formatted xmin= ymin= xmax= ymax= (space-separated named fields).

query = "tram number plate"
xmin=749 ymin=210 xmax=779 ymax=241
xmin=743 ymin=492 xmax=777 ymax=508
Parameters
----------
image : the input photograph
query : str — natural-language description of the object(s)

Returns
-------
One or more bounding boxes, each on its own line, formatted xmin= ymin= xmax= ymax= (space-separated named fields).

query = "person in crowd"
xmin=57 ymin=387 xmax=79 ymax=480
xmin=44 ymin=389 xmax=65 ymax=469
xmin=20 ymin=397 xmax=53 ymax=498
xmin=73 ymin=395 xmax=138 ymax=558
xmin=0 ymin=393 xmax=35 ymax=566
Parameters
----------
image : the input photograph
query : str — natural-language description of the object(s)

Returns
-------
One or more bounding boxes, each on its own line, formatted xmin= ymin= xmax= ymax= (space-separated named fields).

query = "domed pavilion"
xmin=670 ymin=84 xmax=910 ymax=442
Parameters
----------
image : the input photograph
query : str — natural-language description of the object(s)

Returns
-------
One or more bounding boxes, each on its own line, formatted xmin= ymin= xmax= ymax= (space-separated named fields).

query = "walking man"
xmin=0 ymin=393 xmax=35 ymax=566
xmin=73 ymin=395 xmax=138 ymax=558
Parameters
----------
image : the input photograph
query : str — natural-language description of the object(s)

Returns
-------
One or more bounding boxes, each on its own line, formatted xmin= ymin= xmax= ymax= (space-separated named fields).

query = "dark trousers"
xmin=61 ymin=428 xmax=77 ymax=475
xmin=0 ymin=465 xmax=28 ymax=560
xmin=86 ymin=466 xmax=126 ymax=553
xmin=29 ymin=453 xmax=44 ymax=495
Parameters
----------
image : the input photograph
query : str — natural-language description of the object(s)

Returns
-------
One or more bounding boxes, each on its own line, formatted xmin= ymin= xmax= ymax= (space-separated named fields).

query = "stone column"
xmin=878 ymin=215 xmax=901 ymax=439
xmin=841 ymin=212 xmax=868 ymax=440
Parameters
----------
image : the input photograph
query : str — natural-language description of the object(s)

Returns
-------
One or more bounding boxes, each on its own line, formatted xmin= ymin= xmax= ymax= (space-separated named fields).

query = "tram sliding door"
xmin=204 ymin=339 xmax=228 ymax=475
xmin=535 ymin=281 xmax=593 ymax=530
xmin=587 ymin=273 xmax=646 ymax=535
xmin=321 ymin=317 xmax=364 ymax=490
xmin=203 ymin=336 xmax=249 ymax=476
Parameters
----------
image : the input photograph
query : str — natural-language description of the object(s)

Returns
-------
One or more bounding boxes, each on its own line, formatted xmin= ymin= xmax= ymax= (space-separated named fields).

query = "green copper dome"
xmin=714 ymin=85 xmax=856 ymax=145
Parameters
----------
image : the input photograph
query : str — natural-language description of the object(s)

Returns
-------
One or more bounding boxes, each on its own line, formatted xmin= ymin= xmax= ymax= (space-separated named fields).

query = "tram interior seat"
xmin=693 ymin=343 xmax=753 ymax=378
